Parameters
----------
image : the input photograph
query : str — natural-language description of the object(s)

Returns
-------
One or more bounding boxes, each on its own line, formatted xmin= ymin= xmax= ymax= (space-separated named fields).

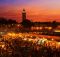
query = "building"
xmin=21 ymin=9 xmax=59 ymax=32
xmin=21 ymin=9 xmax=32 ymax=30
xmin=22 ymin=9 xmax=26 ymax=21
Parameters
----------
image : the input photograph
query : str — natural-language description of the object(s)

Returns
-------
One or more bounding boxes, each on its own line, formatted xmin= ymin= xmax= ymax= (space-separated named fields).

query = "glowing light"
xmin=23 ymin=38 xmax=27 ymax=41
xmin=2 ymin=45 xmax=5 ymax=48
xmin=54 ymin=30 xmax=60 ymax=32
xmin=28 ymin=39 xmax=33 ymax=41
xmin=12 ymin=33 xmax=16 ymax=36
xmin=40 ymin=27 xmax=43 ymax=30
xmin=48 ymin=27 xmax=52 ymax=30
xmin=58 ymin=42 xmax=60 ymax=45
xmin=17 ymin=24 xmax=20 ymax=27
xmin=51 ymin=38 xmax=54 ymax=41
xmin=7 ymin=33 xmax=12 ymax=36
xmin=36 ymin=27 xmax=39 ymax=30
xmin=38 ymin=38 xmax=47 ymax=45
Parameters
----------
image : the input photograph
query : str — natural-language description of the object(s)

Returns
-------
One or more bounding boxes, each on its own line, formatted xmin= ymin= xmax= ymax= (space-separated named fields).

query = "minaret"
xmin=22 ymin=9 xmax=26 ymax=21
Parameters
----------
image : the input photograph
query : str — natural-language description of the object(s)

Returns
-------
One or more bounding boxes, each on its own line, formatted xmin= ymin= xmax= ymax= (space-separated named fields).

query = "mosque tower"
xmin=22 ymin=9 xmax=26 ymax=21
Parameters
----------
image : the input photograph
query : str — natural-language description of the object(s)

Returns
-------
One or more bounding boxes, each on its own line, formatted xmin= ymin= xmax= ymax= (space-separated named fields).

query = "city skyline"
xmin=0 ymin=0 xmax=60 ymax=22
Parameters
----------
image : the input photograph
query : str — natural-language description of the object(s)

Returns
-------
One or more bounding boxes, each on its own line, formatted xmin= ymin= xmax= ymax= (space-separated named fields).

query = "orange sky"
xmin=0 ymin=7 xmax=60 ymax=22
xmin=0 ymin=0 xmax=60 ymax=22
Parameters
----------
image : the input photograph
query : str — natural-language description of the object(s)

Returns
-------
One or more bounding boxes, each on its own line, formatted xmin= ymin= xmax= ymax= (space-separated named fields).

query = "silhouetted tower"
xmin=22 ymin=9 xmax=26 ymax=21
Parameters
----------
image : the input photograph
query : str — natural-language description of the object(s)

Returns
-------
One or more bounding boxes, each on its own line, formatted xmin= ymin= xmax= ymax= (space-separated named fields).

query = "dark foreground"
xmin=0 ymin=38 xmax=60 ymax=57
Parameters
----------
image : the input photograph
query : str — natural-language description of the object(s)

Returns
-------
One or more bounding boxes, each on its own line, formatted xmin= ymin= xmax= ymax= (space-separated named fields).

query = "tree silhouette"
xmin=0 ymin=17 xmax=8 ymax=24
xmin=0 ymin=17 xmax=17 ymax=24
xmin=21 ymin=19 xmax=33 ymax=28
xmin=7 ymin=19 xmax=17 ymax=24
xmin=52 ymin=21 xmax=57 ymax=28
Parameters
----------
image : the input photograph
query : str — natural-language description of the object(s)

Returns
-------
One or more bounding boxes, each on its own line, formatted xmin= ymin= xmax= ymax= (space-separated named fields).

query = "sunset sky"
xmin=0 ymin=0 xmax=60 ymax=22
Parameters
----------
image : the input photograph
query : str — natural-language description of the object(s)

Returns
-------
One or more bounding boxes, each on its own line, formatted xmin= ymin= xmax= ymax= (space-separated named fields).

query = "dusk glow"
xmin=0 ymin=1 xmax=60 ymax=57
xmin=0 ymin=0 xmax=60 ymax=22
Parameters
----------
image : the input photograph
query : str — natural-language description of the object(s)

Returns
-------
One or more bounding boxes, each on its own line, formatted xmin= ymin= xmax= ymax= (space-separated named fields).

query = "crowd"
xmin=0 ymin=38 xmax=60 ymax=57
